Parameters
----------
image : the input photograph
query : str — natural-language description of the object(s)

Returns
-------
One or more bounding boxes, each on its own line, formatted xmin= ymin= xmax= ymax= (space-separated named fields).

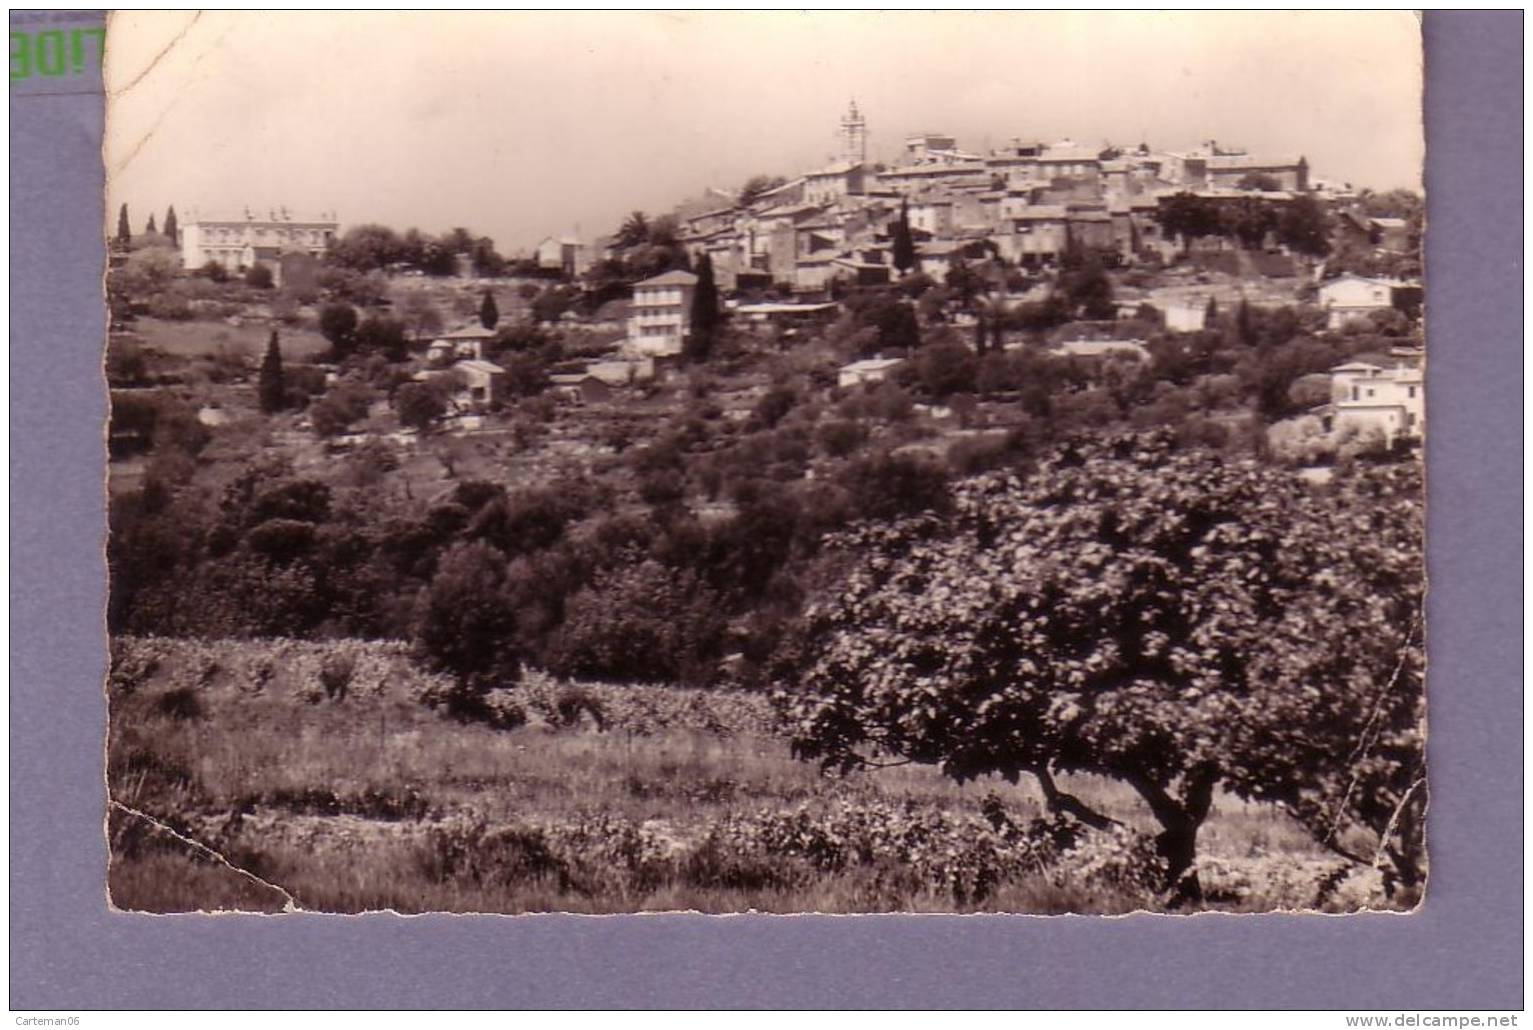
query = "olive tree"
xmin=781 ymin=432 xmax=1424 ymax=904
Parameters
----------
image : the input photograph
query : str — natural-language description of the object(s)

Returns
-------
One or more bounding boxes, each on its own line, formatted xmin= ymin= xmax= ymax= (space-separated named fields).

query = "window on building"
xmin=1408 ymin=386 xmax=1417 ymax=399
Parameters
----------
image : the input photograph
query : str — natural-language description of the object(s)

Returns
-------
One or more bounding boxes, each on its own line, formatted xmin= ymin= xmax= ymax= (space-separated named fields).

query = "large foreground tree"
xmin=781 ymin=433 xmax=1424 ymax=904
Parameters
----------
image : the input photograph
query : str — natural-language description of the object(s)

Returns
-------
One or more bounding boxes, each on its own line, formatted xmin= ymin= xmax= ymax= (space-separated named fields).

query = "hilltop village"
xmin=106 ymin=104 xmax=1425 ymax=661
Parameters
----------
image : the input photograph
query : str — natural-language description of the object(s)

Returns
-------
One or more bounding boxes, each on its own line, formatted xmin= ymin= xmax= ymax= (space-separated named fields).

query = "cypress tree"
xmin=116 ymin=204 xmax=131 ymax=248
xmin=685 ymin=254 xmax=721 ymax=363
xmin=1236 ymin=298 xmax=1255 ymax=346
xmin=145 ymin=213 xmax=157 ymax=236
xmin=258 ymin=330 xmax=286 ymax=414
xmin=479 ymin=289 xmax=499 ymax=330
xmin=163 ymin=206 xmax=178 ymax=245
xmin=892 ymin=199 xmax=916 ymax=274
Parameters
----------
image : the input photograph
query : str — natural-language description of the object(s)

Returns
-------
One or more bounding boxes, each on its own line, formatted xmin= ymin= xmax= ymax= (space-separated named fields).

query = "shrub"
xmin=544 ymin=560 xmax=727 ymax=685
xmin=413 ymin=541 xmax=519 ymax=688
xmin=916 ymin=340 xmax=979 ymax=399
xmin=465 ymin=485 xmax=584 ymax=557
xmin=309 ymin=381 xmax=374 ymax=438
xmin=946 ymin=432 xmax=1017 ymax=476
xmin=247 ymin=479 xmax=332 ymax=526
xmin=244 ymin=519 xmax=317 ymax=563
xmin=637 ymin=468 xmax=687 ymax=507
xmin=817 ymin=419 xmax=868 ymax=459
xmin=838 ymin=451 xmax=950 ymax=522
xmin=108 ymin=638 xmax=162 ymax=696
xmin=355 ymin=316 xmax=410 ymax=363
xmin=244 ymin=264 xmax=275 ymax=290
xmin=106 ymin=339 xmax=148 ymax=387
xmin=145 ymin=292 xmax=194 ymax=321
xmin=502 ymin=352 xmax=551 ymax=397
xmin=318 ymin=651 xmax=357 ymax=701
xmin=553 ymin=685 xmax=607 ymax=732
xmin=872 ymin=382 xmax=914 ymax=423
xmin=395 ymin=381 xmax=448 ymax=431
xmin=319 ymin=303 xmax=359 ymax=359
xmin=748 ymin=385 xmax=796 ymax=429
xmin=285 ymin=365 xmax=328 ymax=397
xmin=154 ymin=686 xmax=203 ymax=721
xmin=269 ymin=292 xmax=302 ymax=324
xmin=352 ymin=436 xmax=402 ymax=477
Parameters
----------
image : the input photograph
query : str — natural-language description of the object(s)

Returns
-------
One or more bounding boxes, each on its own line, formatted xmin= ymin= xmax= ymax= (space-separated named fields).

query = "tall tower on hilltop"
xmin=840 ymin=99 xmax=868 ymax=165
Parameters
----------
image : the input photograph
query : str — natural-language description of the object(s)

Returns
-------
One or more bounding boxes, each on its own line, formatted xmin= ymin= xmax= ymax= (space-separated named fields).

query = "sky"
xmin=104 ymin=11 xmax=1424 ymax=255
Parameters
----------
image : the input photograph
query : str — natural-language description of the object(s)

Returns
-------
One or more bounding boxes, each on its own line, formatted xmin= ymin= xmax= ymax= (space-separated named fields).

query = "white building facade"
xmin=625 ymin=269 xmax=697 ymax=357
xmin=1318 ymin=274 xmax=1408 ymax=331
xmin=1326 ymin=362 xmax=1425 ymax=445
xmin=180 ymin=208 xmax=338 ymax=275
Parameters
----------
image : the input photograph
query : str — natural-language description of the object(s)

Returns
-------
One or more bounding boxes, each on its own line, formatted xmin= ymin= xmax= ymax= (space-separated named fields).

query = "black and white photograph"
xmin=102 ymin=10 xmax=1427 ymax=916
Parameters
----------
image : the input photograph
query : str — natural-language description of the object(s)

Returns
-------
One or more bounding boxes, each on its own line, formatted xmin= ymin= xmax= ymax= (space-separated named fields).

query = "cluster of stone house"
xmin=414 ymin=323 xmax=509 ymax=412
xmin=416 ymin=303 xmax=688 ymax=413
xmin=660 ymin=109 xmax=1322 ymax=300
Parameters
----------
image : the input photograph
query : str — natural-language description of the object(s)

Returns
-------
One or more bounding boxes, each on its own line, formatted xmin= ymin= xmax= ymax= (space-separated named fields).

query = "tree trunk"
xmin=1153 ymin=813 xmax=1203 ymax=907
xmin=1126 ymin=764 xmax=1218 ymax=907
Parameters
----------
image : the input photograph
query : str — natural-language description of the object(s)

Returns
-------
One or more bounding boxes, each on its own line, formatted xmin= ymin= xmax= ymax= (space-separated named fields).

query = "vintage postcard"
xmin=102 ymin=11 xmax=1426 ymax=915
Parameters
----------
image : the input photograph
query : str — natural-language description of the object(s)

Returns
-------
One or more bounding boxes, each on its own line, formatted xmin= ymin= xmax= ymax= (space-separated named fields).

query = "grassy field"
xmin=106 ymin=637 xmax=1393 ymax=915
xmin=130 ymin=317 xmax=333 ymax=362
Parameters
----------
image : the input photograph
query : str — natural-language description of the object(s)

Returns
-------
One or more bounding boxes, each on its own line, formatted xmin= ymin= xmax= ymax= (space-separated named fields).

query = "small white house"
xmin=1054 ymin=338 xmax=1151 ymax=362
xmin=1164 ymin=298 xmax=1209 ymax=333
xmin=838 ymin=357 xmax=903 ymax=389
xmin=533 ymin=236 xmax=589 ymax=277
xmin=586 ymin=358 xmax=655 ymax=386
xmin=1318 ymin=274 xmax=1410 ymax=331
xmin=413 ymin=358 xmax=507 ymax=412
xmin=1323 ymin=361 xmax=1424 ymax=445
xmin=430 ymin=323 xmax=497 ymax=362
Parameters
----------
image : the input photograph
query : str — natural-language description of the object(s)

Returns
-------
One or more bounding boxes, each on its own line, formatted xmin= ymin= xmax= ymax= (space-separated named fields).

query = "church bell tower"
xmin=840 ymin=99 xmax=868 ymax=165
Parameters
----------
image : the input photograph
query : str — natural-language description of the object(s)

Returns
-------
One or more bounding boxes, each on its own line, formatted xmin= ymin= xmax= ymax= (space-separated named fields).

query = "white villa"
xmin=180 ymin=207 xmax=338 ymax=277
xmin=625 ymin=269 xmax=697 ymax=357
xmin=1323 ymin=361 xmax=1424 ymax=445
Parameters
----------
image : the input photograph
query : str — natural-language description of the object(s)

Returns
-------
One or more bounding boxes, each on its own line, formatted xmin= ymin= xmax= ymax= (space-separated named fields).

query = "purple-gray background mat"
xmin=9 ymin=10 xmax=1522 ymax=1011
